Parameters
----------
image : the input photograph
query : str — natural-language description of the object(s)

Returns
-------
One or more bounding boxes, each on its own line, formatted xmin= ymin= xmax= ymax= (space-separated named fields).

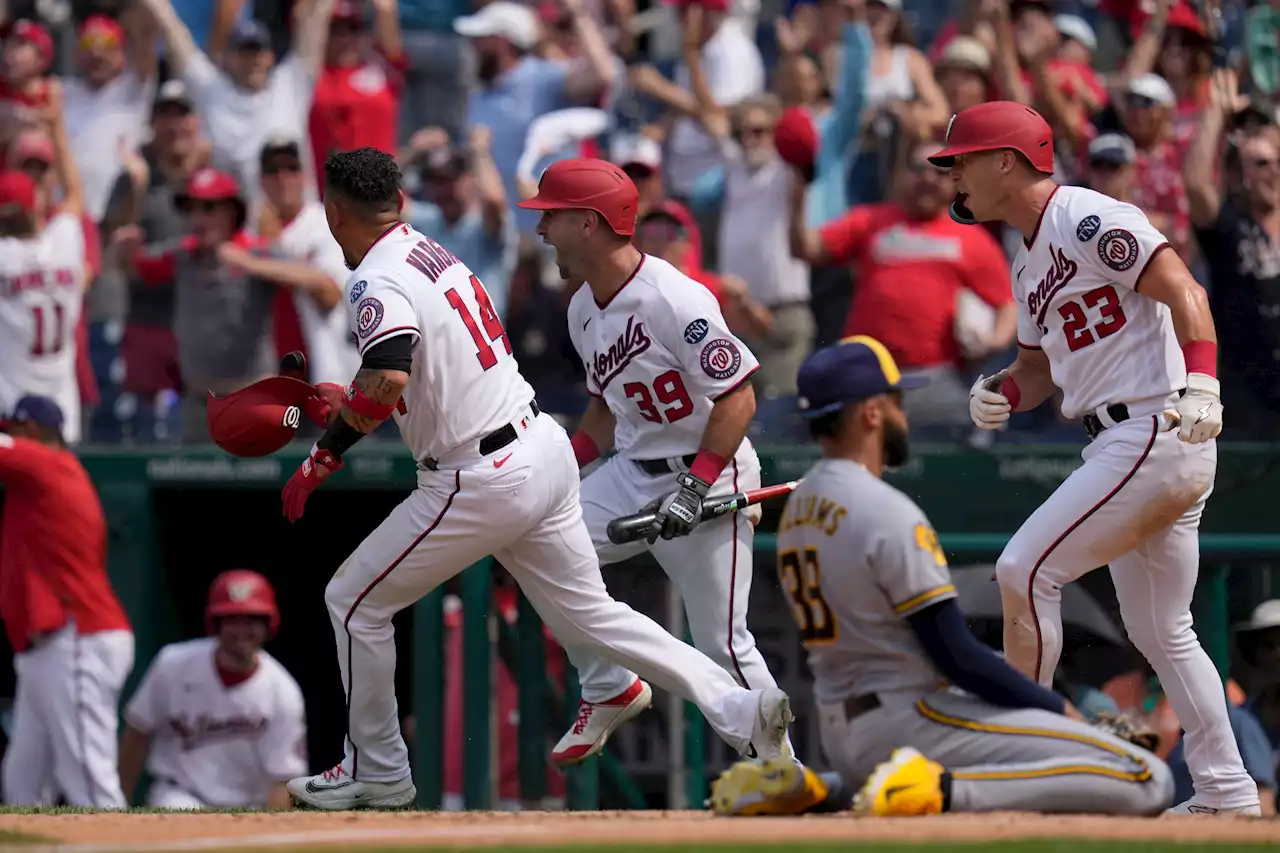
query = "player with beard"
xmin=708 ymin=337 xmax=1174 ymax=820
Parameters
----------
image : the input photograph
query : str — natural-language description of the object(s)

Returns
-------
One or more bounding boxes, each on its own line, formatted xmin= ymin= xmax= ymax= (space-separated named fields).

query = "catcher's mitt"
xmin=1091 ymin=710 xmax=1159 ymax=752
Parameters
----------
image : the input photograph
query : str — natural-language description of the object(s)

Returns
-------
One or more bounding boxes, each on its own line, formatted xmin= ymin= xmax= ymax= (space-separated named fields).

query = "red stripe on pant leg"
xmin=1029 ymin=417 xmax=1158 ymax=683
xmin=727 ymin=459 xmax=750 ymax=688
xmin=342 ymin=470 xmax=461 ymax=780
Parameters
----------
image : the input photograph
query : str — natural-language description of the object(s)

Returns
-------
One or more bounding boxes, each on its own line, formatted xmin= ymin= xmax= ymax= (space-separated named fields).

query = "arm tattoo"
xmin=344 ymin=367 xmax=409 ymax=433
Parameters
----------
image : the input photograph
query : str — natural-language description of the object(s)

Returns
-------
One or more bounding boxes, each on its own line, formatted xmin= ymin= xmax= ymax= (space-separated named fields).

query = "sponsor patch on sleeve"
xmin=1076 ymin=215 xmax=1101 ymax=242
xmin=1097 ymin=228 xmax=1140 ymax=272
xmin=349 ymin=280 xmax=367 ymax=303
xmin=684 ymin=319 xmax=710 ymax=344
xmin=356 ymin=297 xmax=385 ymax=339
xmin=700 ymin=338 xmax=742 ymax=380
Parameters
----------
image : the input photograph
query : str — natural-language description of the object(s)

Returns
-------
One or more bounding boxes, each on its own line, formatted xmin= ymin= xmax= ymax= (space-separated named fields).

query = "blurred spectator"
xmin=62 ymin=11 xmax=158 ymax=225
xmin=457 ymin=0 xmax=615 ymax=235
xmin=633 ymin=200 xmax=771 ymax=340
xmin=681 ymin=22 xmax=810 ymax=398
xmin=635 ymin=0 xmax=764 ymax=206
xmin=406 ymin=125 xmax=516 ymax=322
xmin=255 ymin=137 xmax=349 ymax=385
xmin=1238 ymin=600 xmax=1280 ymax=756
xmin=1117 ymin=73 xmax=1191 ymax=259
xmin=0 ymin=19 xmax=55 ymax=147
xmin=610 ymin=132 xmax=664 ymax=216
xmin=396 ymin=0 xmax=474 ymax=143
xmin=0 ymin=85 xmax=89 ymax=445
xmin=935 ymin=35 xmax=991 ymax=114
xmin=309 ymin=0 xmax=404 ymax=194
xmin=861 ymin=0 xmax=947 ymax=142
xmin=111 ymin=168 xmax=331 ymax=441
xmin=101 ymin=80 xmax=207 ymax=440
xmin=1082 ymin=132 xmax=1136 ymax=200
xmin=788 ymin=141 xmax=1014 ymax=426
xmin=1185 ymin=69 xmax=1280 ymax=437
xmin=140 ymin=0 xmax=336 ymax=211
xmin=1121 ymin=0 xmax=1211 ymax=146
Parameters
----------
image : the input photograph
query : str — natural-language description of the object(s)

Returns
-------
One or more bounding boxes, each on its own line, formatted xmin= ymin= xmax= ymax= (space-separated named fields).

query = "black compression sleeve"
xmin=361 ymin=334 xmax=414 ymax=372
xmin=316 ymin=415 xmax=366 ymax=457
xmin=906 ymin=598 xmax=1066 ymax=714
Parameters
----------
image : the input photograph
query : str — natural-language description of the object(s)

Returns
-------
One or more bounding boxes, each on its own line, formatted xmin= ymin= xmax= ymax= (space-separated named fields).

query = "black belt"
xmin=843 ymin=693 xmax=881 ymax=721
xmin=633 ymin=453 xmax=697 ymax=476
xmin=420 ymin=400 xmax=539 ymax=471
xmin=1082 ymin=403 xmax=1129 ymax=440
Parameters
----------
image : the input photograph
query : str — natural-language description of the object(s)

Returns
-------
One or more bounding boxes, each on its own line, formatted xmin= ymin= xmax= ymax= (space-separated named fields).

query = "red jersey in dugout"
xmin=0 ymin=435 xmax=130 ymax=650
xmin=818 ymin=203 xmax=1013 ymax=370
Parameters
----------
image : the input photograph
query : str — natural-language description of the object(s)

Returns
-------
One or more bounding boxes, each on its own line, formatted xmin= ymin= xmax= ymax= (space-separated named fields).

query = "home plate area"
xmin=2 ymin=811 xmax=1280 ymax=852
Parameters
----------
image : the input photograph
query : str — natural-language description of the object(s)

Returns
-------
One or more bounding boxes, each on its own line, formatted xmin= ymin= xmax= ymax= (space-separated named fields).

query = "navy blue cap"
xmin=229 ymin=19 xmax=272 ymax=50
xmin=9 ymin=395 xmax=64 ymax=431
xmin=795 ymin=336 xmax=929 ymax=418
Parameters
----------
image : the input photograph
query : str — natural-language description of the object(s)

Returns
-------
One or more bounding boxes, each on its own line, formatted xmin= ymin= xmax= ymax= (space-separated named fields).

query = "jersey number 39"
xmin=778 ymin=547 xmax=836 ymax=645
xmin=447 ymin=274 xmax=511 ymax=370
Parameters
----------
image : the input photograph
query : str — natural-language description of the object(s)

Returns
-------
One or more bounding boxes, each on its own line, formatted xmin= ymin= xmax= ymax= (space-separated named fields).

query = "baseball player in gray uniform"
xmin=709 ymin=337 xmax=1175 ymax=818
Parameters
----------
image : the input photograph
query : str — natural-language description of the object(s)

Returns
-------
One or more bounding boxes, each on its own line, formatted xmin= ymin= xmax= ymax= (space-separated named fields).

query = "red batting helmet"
xmin=206 ymin=376 xmax=317 ymax=457
xmin=206 ymin=569 xmax=280 ymax=637
xmin=517 ymin=157 xmax=639 ymax=236
xmin=928 ymin=101 xmax=1055 ymax=174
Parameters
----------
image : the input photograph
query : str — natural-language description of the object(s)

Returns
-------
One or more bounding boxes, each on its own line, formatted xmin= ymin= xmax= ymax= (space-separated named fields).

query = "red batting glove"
xmin=282 ymin=445 xmax=343 ymax=522
xmin=303 ymin=382 xmax=348 ymax=427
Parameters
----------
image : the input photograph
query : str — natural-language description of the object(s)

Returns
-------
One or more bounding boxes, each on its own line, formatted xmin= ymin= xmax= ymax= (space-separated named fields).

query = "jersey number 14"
xmin=447 ymin=274 xmax=511 ymax=370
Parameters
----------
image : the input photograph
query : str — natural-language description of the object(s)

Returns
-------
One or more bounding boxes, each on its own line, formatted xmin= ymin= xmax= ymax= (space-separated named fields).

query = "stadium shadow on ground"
xmin=151 ymin=488 xmax=423 ymax=776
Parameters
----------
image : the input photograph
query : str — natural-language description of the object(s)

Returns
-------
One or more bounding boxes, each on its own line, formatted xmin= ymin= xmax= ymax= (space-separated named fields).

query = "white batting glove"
xmin=1175 ymin=373 xmax=1223 ymax=443
xmin=969 ymin=372 xmax=1011 ymax=430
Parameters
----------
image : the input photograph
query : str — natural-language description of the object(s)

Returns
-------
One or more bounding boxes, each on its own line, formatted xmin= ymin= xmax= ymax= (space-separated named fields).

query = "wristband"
xmin=316 ymin=416 xmax=365 ymax=458
xmin=1000 ymin=376 xmax=1022 ymax=410
xmin=571 ymin=431 xmax=600 ymax=467
xmin=1182 ymin=341 xmax=1217 ymax=378
xmin=345 ymin=387 xmax=396 ymax=422
xmin=688 ymin=449 xmax=730 ymax=485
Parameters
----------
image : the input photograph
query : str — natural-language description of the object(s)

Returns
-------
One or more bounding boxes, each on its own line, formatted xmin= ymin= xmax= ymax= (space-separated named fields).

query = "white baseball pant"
xmin=563 ymin=445 xmax=777 ymax=703
xmin=2 ymin=624 xmax=133 ymax=807
xmin=323 ymin=410 xmax=767 ymax=781
xmin=995 ymin=412 xmax=1257 ymax=809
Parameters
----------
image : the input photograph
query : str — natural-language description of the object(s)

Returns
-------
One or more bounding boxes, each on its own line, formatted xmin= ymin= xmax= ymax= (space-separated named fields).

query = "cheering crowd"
xmin=0 ymin=0 xmax=1277 ymax=443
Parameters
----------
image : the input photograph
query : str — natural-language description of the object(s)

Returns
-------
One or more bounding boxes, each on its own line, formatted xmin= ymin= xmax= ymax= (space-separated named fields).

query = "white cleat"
xmin=552 ymin=679 xmax=653 ymax=767
xmin=287 ymin=764 xmax=417 ymax=810
xmin=745 ymin=688 xmax=794 ymax=762
xmin=1166 ymin=800 xmax=1262 ymax=817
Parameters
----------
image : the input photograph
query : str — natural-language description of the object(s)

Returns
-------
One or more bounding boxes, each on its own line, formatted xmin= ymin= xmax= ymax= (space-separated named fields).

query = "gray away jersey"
xmin=775 ymin=459 xmax=957 ymax=703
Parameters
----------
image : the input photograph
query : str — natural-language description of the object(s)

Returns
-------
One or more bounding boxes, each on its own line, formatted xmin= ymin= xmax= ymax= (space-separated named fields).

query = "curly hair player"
xmin=708 ymin=338 xmax=1175 ymax=819
xmin=943 ymin=101 xmax=1256 ymax=816
xmin=517 ymin=158 xmax=792 ymax=765
xmin=281 ymin=148 xmax=792 ymax=810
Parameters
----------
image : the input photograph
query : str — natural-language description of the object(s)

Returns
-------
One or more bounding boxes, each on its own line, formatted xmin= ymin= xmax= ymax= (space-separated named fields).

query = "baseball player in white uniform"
xmin=0 ymin=169 xmax=86 ymax=445
xmin=933 ymin=101 xmax=1258 ymax=816
xmin=278 ymin=148 xmax=792 ymax=810
xmin=708 ymin=337 xmax=1174 ymax=819
xmin=514 ymin=157 xmax=788 ymax=766
xmin=119 ymin=571 xmax=307 ymax=809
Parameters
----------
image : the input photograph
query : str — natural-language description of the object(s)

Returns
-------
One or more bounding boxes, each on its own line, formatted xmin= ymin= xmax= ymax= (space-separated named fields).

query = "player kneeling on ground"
xmin=119 ymin=571 xmax=307 ymax=809
xmin=709 ymin=337 xmax=1174 ymax=818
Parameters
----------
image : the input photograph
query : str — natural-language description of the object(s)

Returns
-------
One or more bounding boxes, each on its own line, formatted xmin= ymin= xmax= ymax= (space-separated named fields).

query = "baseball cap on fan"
xmin=1125 ymin=73 xmax=1176 ymax=108
xmin=453 ymin=1 xmax=539 ymax=50
xmin=229 ymin=18 xmax=272 ymax=51
xmin=154 ymin=79 xmax=194 ymax=113
xmin=0 ymin=170 xmax=37 ymax=214
xmin=6 ymin=395 xmax=64 ymax=432
xmin=795 ymin=337 xmax=928 ymax=419
xmin=1053 ymin=14 xmax=1097 ymax=52
xmin=1088 ymin=133 xmax=1137 ymax=168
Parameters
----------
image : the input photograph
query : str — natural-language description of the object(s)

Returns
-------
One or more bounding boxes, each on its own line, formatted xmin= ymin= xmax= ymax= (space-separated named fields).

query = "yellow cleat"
xmin=852 ymin=747 xmax=945 ymax=817
xmin=708 ymin=758 xmax=830 ymax=816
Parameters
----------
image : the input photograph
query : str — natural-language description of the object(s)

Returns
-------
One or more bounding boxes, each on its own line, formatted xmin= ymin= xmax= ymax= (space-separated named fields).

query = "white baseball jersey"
xmin=0 ymin=212 xmax=86 ymax=439
xmin=776 ymin=459 xmax=955 ymax=704
xmin=1012 ymin=186 xmax=1184 ymax=419
xmin=276 ymin=203 xmax=361 ymax=385
xmin=344 ymin=224 xmax=535 ymax=462
xmin=124 ymin=638 xmax=307 ymax=808
xmin=566 ymin=255 xmax=760 ymax=460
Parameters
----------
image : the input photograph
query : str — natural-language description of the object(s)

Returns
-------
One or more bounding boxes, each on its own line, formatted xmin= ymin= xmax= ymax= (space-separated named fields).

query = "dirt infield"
xmin=3 ymin=810 xmax=1280 ymax=852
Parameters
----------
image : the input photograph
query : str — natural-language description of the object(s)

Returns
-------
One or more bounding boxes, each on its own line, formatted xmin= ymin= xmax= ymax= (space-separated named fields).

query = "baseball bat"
xmin=606 ymin=480 xmax=801 ymax=545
